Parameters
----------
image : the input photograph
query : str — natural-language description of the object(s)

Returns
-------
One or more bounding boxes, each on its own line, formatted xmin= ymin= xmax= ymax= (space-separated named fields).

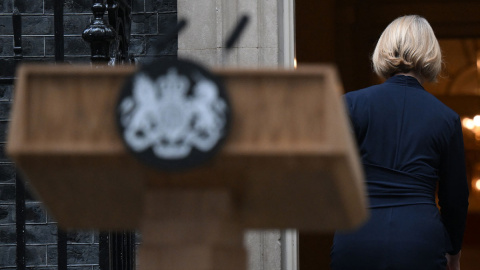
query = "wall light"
xmin=462 ymin=116 xmax=480 ymax=140
xmin=474 ymin=179 xmax=480 ymax=191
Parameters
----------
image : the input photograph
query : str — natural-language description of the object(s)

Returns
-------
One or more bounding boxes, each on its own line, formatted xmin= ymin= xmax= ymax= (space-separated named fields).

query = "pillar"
xmin=177 ymin=1 xmax=296 ymax=270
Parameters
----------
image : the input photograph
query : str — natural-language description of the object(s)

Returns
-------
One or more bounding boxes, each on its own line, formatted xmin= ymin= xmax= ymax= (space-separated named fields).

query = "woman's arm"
xmin=438 ymin=117 xmax=469 ymax=255
xmin=446 ymin=250 xmax=461 ymax=270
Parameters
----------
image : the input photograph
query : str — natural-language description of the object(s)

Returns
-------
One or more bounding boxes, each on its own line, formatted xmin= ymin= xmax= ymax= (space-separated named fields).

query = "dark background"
xmin=296 ymin=1 xmax=480 ymax=269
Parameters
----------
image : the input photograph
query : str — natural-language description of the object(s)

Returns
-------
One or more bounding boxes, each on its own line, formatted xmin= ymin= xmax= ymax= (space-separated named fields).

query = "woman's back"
xmin=331 ymin=75 xmax=469 ymax=270
xmin=346 ymin=75 xmax=457 ymax=179
xmin=330 ymin=15 xmax=468 ymax=270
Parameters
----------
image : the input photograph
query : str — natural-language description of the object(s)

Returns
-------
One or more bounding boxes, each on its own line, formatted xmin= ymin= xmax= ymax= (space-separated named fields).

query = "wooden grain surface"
xmin=139 ymin=190 xmax=246 ymax=270
xmin=7 ymin=64 xmax=367 ymax=231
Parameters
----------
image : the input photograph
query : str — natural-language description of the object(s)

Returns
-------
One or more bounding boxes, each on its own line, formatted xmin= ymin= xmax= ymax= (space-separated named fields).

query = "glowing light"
xmin=294 ymin=58 xmax=297 ymax=69
xmin=476 ymin=179 xmax=480 ymax=191
xmin=463 ymin=118 xmax=475 ymax=130
xmin=474 ymin=115 xmax=480 ymax=126
xmin=477 ymin=51 xmax=480 ymax=71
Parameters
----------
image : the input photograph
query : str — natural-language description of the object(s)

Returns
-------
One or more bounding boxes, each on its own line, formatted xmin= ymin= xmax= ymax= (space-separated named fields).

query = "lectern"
xmin=7 ymin=64 xmax=366 ymax=270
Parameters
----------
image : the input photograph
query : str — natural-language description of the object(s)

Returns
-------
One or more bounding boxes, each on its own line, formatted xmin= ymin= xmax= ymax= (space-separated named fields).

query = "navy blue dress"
xmin=330 ymin=75 xmax=469 ymax=270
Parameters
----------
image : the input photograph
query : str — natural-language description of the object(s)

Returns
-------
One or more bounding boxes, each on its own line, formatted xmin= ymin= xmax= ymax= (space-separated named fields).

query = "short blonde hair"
xmin=372 ymin=15 xmax=442 ymax=82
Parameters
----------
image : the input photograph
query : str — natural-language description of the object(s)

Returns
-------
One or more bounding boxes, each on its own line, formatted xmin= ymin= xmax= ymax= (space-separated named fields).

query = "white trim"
xmin=279 ymin=0 xmax=295 ymax=69
xmin=281 ymin=229 xmax=298 ymax=270
xmin=279 ymin=1 xmax=298 ymax=269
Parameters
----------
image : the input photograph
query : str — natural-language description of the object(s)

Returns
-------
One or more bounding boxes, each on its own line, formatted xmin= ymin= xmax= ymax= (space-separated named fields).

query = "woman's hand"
xmin=446 ymin=250 xmax=461 ymax=270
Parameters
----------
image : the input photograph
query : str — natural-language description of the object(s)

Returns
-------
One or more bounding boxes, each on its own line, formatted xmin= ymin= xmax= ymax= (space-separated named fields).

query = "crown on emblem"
xmin=157 ymin=68 xmax=190 ymax=97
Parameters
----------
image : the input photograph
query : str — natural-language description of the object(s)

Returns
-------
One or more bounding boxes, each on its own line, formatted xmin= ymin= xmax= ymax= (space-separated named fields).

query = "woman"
xmin=330 ymin=15 xmax=469 ymax=270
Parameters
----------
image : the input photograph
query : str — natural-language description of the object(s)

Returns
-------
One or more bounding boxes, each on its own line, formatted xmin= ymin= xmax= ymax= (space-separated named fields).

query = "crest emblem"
xmin=116 ymin=59 xmax=231 ymax=171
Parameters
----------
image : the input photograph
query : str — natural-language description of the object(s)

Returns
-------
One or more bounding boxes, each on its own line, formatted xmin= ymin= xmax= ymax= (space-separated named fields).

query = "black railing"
xmin=15 ymin=170 xmax=25 ymax=270
xmin=83 ymin=0 xmax=116 ymax=63
xmin=11 ymin=8 xmax=25 ymax=270
xmin=83 ymin=0 xmax=133 ymax=64
xmin=54 ymin=1 xmax=68 ymax=270
xmin=83 ymin=1 xmax=137 ymax=269
xmin=0 ymin=10 xmax=21 ymax=85
xmin=8 ymin=1 xmax=137 ymax=270
xmin=106 ymin=0 xmax=133 ymax=64
xmin=12 ymin=10 xmax=22 ymax=68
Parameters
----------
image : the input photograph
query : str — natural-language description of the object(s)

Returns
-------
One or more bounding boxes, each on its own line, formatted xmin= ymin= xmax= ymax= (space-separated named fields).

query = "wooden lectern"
xmin=7 ymin=64 xmax=366 ymax=270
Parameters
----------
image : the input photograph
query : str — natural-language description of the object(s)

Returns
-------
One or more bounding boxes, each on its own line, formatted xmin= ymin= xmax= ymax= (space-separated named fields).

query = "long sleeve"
xmin=438 ymin=117 xmax=469 ymax=255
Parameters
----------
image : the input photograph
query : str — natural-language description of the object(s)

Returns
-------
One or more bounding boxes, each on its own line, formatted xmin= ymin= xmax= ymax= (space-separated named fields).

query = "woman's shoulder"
xmin=344 ymin=84 xmax=384 ymax=102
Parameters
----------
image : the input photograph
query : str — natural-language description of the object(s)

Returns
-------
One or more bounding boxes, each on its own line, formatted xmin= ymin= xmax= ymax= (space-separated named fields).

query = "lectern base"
xmin=139 ymin=189 xmax=246 ymax=270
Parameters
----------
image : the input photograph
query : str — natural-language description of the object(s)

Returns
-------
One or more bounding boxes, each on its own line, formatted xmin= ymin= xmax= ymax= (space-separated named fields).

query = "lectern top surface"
xmin=7 ymin=64 xmax=366 ymax=231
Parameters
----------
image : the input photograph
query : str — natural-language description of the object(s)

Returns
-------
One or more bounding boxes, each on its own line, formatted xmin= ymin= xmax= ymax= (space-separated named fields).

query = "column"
xmin=177 ymin=1 xmax=295 ymax=270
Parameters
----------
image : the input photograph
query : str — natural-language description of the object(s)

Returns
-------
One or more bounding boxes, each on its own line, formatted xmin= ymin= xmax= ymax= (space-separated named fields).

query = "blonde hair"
xmin=372 ymin=15 xmax=442 ymax=82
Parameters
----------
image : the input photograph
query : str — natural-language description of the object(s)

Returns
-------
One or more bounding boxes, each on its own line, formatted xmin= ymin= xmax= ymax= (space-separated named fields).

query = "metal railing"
xmin=83 ymin=0 xmax=133 ymax=64
xmin=5 ymin=1 xmax=137 ymax=270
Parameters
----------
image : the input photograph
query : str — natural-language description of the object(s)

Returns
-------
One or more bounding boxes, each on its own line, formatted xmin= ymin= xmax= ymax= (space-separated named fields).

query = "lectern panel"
xmin=8 ymin=64 xmax=366 ymax=231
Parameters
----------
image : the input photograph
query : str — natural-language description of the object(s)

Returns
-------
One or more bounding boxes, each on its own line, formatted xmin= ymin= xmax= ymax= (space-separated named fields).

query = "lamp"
xmin=462 ymin=116 xmax=480 ymax=141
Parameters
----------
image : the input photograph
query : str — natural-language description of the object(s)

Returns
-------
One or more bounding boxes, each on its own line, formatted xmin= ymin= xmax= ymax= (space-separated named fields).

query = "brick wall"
xmin=0 ymin=0 xmax=177 ymax=269
xmin=0 ymin=165 xmax=16 ymax=268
